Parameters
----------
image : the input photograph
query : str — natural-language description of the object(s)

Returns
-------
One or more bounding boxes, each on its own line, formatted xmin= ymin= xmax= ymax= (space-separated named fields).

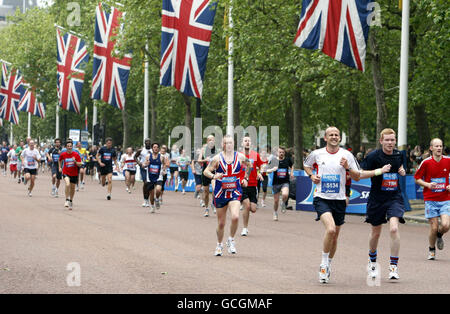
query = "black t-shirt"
xmin=361 ymin=149 xmax=405 ymax=202
xmin=48 ymin=147 xmax=61 ymax=164
xmin=98 ymin=147 xmax=117 ymax=167
xmin=202 ymin=146 xmax=216 ymax=171
xmin=272 ymin=157 xmax=293 ymax=185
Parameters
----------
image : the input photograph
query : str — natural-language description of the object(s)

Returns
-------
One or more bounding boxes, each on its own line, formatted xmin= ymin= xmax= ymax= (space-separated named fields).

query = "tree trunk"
xmin=369 ymin=30 xmax=387 ymax=148
xmin=413 ymin=103 xmax=430 ymax=150
xmin=182 ymin=94 xmax=192 ymax=131
xmin=149 ymin=83 xmax=157 ymax=143
xmin=292 ymin=83 xmax=303 ymax=170
xmin=348 ymin=92 xmax=361 ymax=154
xmin=286 ymin=102 xmax=294 ymax=149
xmin=122 ymin=106 xmax=129 ymax=149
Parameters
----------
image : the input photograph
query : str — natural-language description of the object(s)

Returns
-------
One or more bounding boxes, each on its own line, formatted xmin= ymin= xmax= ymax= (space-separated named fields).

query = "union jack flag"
xmin=0 ymin=63 xmax=25 ymax=125
xmin=18 ymin=84 xmax=46 ymax=119
xmin=91 ymin=3 xmax=132 ymax=110
xmin=294 ymin=0 xmax=371 ymax=71
xmin=160 ymin=0 xmax=217 ymax=98
xmin=57 ymin=28 xmax=89 ymax=114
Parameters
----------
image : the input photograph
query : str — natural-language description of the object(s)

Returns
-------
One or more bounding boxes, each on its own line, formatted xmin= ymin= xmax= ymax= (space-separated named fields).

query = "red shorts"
xmin=10 ymin=164 xmax=17 ymax=172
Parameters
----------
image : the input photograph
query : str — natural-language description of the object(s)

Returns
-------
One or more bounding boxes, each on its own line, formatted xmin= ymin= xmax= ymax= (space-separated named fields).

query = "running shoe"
xmin=76 ymin=186 xmax=79 ymax=192
xmin=261 ymin=200 xmax=266 ymax=207
xmin=273 ymin=211 xmax=278 ymax=221
xmin=142 ymin=200 xmax=148 ymax=207
xmin=51 ymin=187 xmax=55 ymax=197
xmin=27 ymin=190 xmax=32 ymax=197
xmin=150 ymin=205 xmax=156 ymax=213
xmin=182 ymin=190 xmax=185 ymax=195
xmin=107 ymin=194 xmax=111 ymax=200
xmin=214 ymin=243 xmax=223 ymax=256
xmin=437 ymin=235 xmax=444 ymax=250
xmin=427 ymin=250 xmax=436 ymax=260
xmin=226 ymin=238 xmax=237 ymax=254
xmin=204 ymin=208 xmax=209 ymax=217
xmin=200 ymin=200 xmax=205 ymax=207
xmin=126 ymin=187 xmax=129 ymax=193
xmin=367 ymin=261 xmax=379 ymax=279
xmin=388 ymin=265 xmax=400 ymax=280
xmin=69 ymin=201 xmax=73 ymax=211
xmin=241 ymin=228 xmax=248 ymax=237
xmin=319 ymin=264 xmax=330 ymax=284
xmin=155 ymin=199 xmax=161 ymax=210
xmin=281 ymin=201 xmax=287 ymax=213
xmin=64 ymin=200 xmax=70 ymax=208
xmin=55 ymin=189 xmax=59 ymax=198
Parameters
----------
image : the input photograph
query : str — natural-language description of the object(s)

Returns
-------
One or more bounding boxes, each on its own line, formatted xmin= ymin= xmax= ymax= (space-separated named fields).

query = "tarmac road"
xmin=0 ymin=172 xmax=449 ymax=294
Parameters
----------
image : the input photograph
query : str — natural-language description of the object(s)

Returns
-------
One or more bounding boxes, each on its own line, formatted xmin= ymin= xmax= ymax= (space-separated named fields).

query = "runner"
xmin=47 ymin=138 xmax=63 ymax=198
xmin=360 ymin=128 xmax=407 ymax=281
xmin=120 ymin=147 xmax=137 ymax=194
xmin=201 ymin=135 xmax=218 ymax=217
xmin=88 ymin=145 xmax=98 ymax=181
xmin=135 ymin=138 xmax=152 ymax=207
xmin=15 ymin=140 xmax=25 ymax=184
xmin=414 ymin=138 xmax=450 ymax=260
xmin=1 ymin=141 xmax=10 ymax=176
xmin=239 ymin=136 xmax=264 ymax=237
xmin=265 ymin=146 xmax=293 ymax=221
xmin=76 ymin=141 xmax=88 ymax=191
xmin=39 ymin=145 xmax=46 ymax=173
xmin=20 ymin=140 xmax=41 ymax=197
xmin=159 ymin=145 xmax=170 ymax=204
xmin=192 ymin=148 xmax=204 ymax=202
xmin=142 ymin=143 xmax=167 ymax=212
xmin=304 ymin=126 xmax=391 ymax=284
xmin=96 ymin=138 xmax=119 ymax=200
xmin=203 ymin=135 xmax=251 ymax=256
xmin=58 ymin=140 xmax=82 ymax=210
xmin=7 ymin=144 xmax=18 ymax=179
xmin=257 ymin=148 xmax=269 ymax=208
xmin=177 ymin=148 xmax=191 ymax=195
xmin=169 ymin=144 xmax=180 ymax=192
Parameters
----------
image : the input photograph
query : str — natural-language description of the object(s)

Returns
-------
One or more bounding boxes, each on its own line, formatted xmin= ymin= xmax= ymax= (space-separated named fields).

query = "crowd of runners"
xmin=0 ymin=127 xmax=448 ymax=285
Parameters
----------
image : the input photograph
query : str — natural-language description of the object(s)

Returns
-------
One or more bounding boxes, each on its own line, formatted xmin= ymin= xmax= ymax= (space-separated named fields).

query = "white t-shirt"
xmin=304 ymin=147 xmax=360 ymax=200
xmin=21 ymin=148 xmax=41 ymax=170
xmin=121 ymin=153 xmax=137 ymax=171
xmin=7 ymin=149 xmax=18 ymax=165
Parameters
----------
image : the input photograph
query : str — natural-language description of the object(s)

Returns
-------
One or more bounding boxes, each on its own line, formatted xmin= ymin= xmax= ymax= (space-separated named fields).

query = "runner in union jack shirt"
xmin=203 ymin=135 xmax=252 ymax=257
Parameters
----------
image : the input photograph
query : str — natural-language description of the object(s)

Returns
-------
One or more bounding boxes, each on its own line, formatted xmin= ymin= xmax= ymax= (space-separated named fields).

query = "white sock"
xmin=321 ymin=252 xmax=329 ymax=266
xmin=328 ymin=258 xmax=333 ymax=266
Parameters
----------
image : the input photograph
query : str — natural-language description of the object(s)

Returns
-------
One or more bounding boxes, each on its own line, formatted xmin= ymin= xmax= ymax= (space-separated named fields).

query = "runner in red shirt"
xmin=414 ymin=138 xmax=450 ymax=260
xmin=240 ymin=136 xmax=264 ymax=236
xmin=58 ymin=141 xmax=82 ymax=210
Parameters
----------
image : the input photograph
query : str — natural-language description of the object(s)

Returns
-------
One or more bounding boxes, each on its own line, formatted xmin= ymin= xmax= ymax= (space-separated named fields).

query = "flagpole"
xmin=226 ymin=2 xmax=234 ymax=137
xmin=93 ymin=101 xmax=98 ymax=144
xmin=27 ymin=112 xmax=31 ymax=138
xmin=143 ymin=43 xmax=149 ymax=143
xmin=10 ymin=123 xmax=13 ymax=145
xmin=397 ymin=0 xmax=409 ymax=151
xmin=56 ymin=105 xmax=60 ymax=138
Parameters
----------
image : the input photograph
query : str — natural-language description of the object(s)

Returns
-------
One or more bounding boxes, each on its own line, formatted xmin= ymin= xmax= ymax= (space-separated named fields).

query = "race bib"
xmin=222 ymin=177 xmax=237 ymax=190
xmin=149 ymin=164 xmax=160 ymax=174
xmin=52 ymin=154 xmax=60 ymax=162
xmin=321 ymin=174 xmax=340 ymax=194
xmin=103 ymin=153 xmax=112 ymax=161
xmin=126 ymin=160 xmax=136 ymax=170
xmin=27 ymin=157 xmax=36 ymax=167
xmin=381 ymin=173 xmax=398 ymax=191
xmin=431 ymin=178 xmax=446 ymax=193
xmin=277 ymin=168 xmax=287 ymax=179
xmin=65 ymin=158 xmax=75 ymax=168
